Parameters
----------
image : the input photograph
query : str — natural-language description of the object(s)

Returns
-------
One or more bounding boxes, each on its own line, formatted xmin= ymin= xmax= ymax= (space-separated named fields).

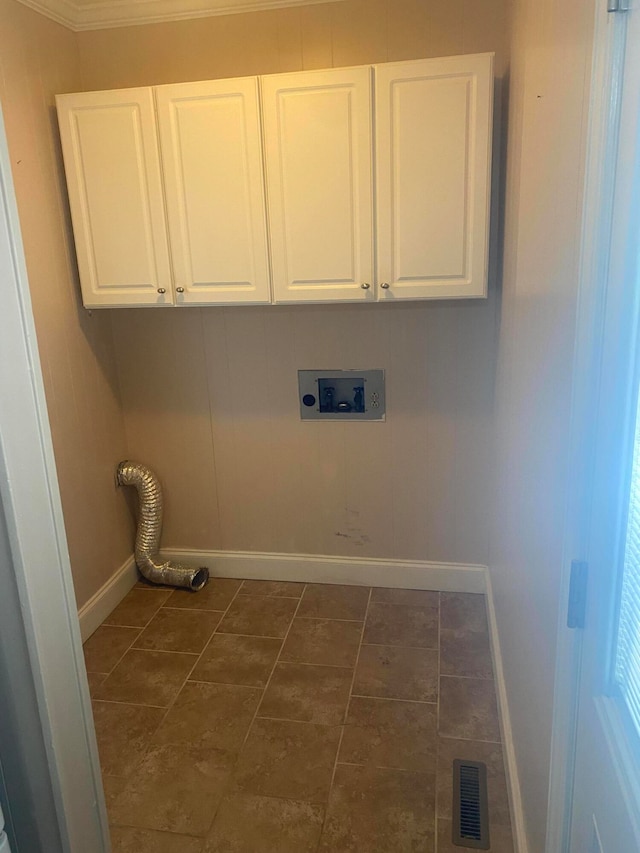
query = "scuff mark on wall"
xmin=334 ymin=508 xmax=371 ymax=547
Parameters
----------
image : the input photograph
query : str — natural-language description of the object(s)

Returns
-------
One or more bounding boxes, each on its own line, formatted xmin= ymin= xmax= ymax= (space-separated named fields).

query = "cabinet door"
xmin=56 ymin=89 xmax=173 ymax=308
xmin=376 ymin=54 xmax=494 ymax=300
xmin=155 ymin=78 xmax=271 ymax=305
xmin=261 ymin=67 xmax=374 ymax=303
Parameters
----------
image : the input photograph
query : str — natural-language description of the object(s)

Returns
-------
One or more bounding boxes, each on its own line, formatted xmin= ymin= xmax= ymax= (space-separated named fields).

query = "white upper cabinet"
xmin=56 ymin=54 xmax=494 ymax=309
xmin=56 ymin=88 xmax=173 ymax=308
xmin=375 ymin=54 xmax=494 ymax=300
xmin=155 ymin=78 xmax=271 ymax=305
xmin=261 ymin=67 xmax=374 ymax=303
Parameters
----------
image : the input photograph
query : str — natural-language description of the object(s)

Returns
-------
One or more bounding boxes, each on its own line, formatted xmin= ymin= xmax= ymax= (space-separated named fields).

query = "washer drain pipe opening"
xmin=117 ymin=460 xmax=209 ymax=591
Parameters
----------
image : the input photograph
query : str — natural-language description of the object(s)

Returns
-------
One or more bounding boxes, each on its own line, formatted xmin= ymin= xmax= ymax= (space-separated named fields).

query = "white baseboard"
xmin=484 ymin=569 xmax=529 ymax=853
xmin=77 ymin=550 xmax=485 ymax=643
xmin=77 ymin=546 xmax=487 ymax=633
xmin=160 ymin=548 xmax=487 ymax=593
xmin=78 ymin=555 xmax=138 ymax=641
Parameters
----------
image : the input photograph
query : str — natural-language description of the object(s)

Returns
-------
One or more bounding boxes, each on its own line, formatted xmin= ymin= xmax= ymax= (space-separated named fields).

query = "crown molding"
xmin=15 ymin=0 xmax=343 ymax=31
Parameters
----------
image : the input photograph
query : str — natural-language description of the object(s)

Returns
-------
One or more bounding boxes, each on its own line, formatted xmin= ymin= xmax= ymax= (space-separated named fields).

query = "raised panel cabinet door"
xmin=375 ymin=54 xmax=494 ymax=300
xmin=155 ymin=78 xmax=271 ymax=305
xmin=56 ymin=89 xmax=173 ymax=308
xmin=261 ymin=67 xmax=374 ymax=303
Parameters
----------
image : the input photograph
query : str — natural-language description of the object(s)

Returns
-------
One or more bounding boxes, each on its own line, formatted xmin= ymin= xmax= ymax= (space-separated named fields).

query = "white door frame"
xmin=545 ymin=3 xmax=630 ymax=850
xmin=0 ymin=103 xmax=108 ymax=851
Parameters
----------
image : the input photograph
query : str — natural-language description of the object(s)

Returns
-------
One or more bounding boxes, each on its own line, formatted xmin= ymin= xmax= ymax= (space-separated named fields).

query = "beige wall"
xmin=491 ymin=0 xmax=595 ymax=849
xmin=79 ymin=0 xmax=507 ymax=564
xmin=112 ymin=301 xmax=496 ymax=562
xmin=0 ymin=0 xmax=133 ymax=609
xmin=78 ymin=0 xmax=508 ymax=88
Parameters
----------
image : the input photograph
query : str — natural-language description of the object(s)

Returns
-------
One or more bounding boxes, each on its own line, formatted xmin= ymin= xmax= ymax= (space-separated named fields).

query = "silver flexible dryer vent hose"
xmin=117 ymin=460 xmax=209 ymax=591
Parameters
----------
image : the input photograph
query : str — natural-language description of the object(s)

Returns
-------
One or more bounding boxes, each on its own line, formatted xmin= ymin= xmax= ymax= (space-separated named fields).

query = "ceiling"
xmin=16 ymin=0 xmax=342 ymax=32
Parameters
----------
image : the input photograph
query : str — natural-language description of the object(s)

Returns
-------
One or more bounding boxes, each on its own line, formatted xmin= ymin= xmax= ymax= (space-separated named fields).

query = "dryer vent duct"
xmin=117 ymin=460 xmax=209 ymax=591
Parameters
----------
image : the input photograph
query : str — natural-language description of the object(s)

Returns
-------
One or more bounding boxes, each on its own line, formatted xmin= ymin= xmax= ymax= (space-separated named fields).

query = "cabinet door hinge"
xmin=567 ymin=560 xmax=588 ymax=629
xmin=608 ymin=0 xmax=629 ymax=12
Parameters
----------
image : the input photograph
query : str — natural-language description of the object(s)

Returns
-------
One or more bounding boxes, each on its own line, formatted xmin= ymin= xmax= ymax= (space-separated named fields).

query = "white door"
xmin=56 ymin=89 xmax=173 ymax=308
xmin=565 ymin=4 xmax=640 ymax=851
xmin=261 ymin=67 xmax=374 ymax=303
xmin=155 ymin=78 xmax=271 ymax=305
xmin=375 ymin=54 xmax=493 ymax=300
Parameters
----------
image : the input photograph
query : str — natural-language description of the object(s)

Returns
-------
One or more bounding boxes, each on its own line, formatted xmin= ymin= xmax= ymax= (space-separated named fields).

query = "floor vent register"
xmin=452 ymin=759 xmax=490 ymax=849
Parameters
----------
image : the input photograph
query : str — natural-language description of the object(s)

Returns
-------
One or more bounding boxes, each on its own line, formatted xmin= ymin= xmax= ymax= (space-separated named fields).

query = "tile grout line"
xmin=254 ymin=713 xmax=348 ymax=727
xmin=290 ymin=615 xmax=371 ymax=624
xmin=91 ymin=703 xmax=512 ymax=746
xmin=110 ymin=647 xmax=200 ymax=658
xmin=179 ymin=582 xmax=245 ymax=670
xmin=90 ymin=619 xmax=151 ymax=683
xmin=361 ymin=640 xmax=440 ymax=652
xmin=258 ymin=660 xmax=355 ymax=671
xmin=314 ymin=586 xmax=373 ymax=853
xmin=439 ymin=673 xmax=498 ymax=683
xmin=203 ymin=582 xmax=311 ymax=841
xmin=175 ymin=579 xmax=248 ymax=707
xmin=153 ymin=605 xmax=228 ymax=613
xmin=237 ymin=583 xmax=307 ymax=740
xmin=186 ymin=678 xmax=266 ymax=691
xmin=93 ymin=589 xmax=179 ymax=677
xmin=436 ymin=733 xmax=503 ymax=745
xmin=335 ymin=760 xmax=436 ymax=775
xmin=236 ymin=590 xmax=303 ymax=599
xmin=94 ymin=590 xmax=175 ymax=672
xmin=91 ymin=697 xmax=169 ymax=711
xmin=349 ymin=693 xmax=438 ymax=705
xmin=85 ymin=629 xmax=141 ymax=682
xmin=214 ymin=629 xmax=301 ymax=641
xmin=131 ymin=580 xmax=249 ymax=837
xmin=105 ymin=588 xmax=173 ymax=624
xmin=98 ymin=579 xmax=246 ymax=831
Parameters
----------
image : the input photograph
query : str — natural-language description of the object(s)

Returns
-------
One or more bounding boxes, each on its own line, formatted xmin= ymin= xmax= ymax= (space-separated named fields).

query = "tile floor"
xmin=84 ymin=578 xmax=514 ymax=852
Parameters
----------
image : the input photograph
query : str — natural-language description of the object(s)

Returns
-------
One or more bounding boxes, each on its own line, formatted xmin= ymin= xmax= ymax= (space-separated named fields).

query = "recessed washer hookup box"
xmin=298 ymin=369 xmax=385 ymax=421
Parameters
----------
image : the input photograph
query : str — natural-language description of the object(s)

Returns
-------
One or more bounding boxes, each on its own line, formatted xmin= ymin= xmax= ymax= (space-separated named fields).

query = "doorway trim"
xmin=0 ymin=104 xmax=108 ymax=851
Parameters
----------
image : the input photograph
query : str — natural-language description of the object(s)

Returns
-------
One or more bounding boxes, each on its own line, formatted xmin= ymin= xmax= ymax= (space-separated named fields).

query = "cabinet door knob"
xmin=157 ymin=288 xmax=166 ymax=294
xmin=176 ymin=287 xmax=185 ymax=293
xmin=380 ymin=282 xmax=390 ymax=289
xmin=361 ymin=282 xmax=371 ymax=290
